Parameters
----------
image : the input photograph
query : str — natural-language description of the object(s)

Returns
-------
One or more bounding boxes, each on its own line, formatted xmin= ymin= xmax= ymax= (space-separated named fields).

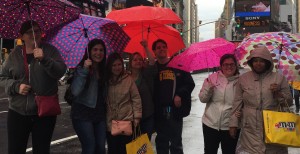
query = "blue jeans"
xmin=72 ymin=119 xmax=106 ymax=154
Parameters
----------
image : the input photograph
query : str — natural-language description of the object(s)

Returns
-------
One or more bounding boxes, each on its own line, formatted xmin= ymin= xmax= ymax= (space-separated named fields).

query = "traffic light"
xmin=178 ymin=28 xmax=183 ymax=36
xmin=236 ymin=18 xmax=241 ymax=28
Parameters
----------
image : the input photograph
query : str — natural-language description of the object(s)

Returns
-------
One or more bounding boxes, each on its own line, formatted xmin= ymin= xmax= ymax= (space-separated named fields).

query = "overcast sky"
xmin=195 ymin=0 xmax=225 ymax=41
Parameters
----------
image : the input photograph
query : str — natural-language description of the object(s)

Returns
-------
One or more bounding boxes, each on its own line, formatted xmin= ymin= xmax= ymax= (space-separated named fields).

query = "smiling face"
xmin=221 ymin=58 xmax=237 ymax=77
xmin=131 ymin=54 xmax=143 ymax=70
xmin=111 ymin=59 xmax=123 ymax=77
xmin=90 ymin=44 xmax=105 ymax=63
xmin=153 ymin=42 xmax=168 ymax=59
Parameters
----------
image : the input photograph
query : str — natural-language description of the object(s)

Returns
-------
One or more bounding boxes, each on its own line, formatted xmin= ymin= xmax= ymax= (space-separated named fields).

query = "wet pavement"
xmin=0 ymin=72 xmax=299 ymax=153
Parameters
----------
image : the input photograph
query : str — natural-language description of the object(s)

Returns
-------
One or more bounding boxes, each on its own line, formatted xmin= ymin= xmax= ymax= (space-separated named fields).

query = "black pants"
xmin=106 ymin=132 xmax=132 ymax=154
xmin=7 ymin=109 xmax=56 ymax=154
xmin=155 ymin=118 xmax=183 ymax=154
xmin=203 ymin=123 xmax=239 ymax=154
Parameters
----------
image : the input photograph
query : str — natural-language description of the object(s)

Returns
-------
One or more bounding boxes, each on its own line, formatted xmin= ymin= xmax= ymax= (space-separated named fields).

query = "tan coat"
xmin=106 ymin=74 xmax=142 ymax=131
xmin=229 ymin=46 xmax=293 ymax=154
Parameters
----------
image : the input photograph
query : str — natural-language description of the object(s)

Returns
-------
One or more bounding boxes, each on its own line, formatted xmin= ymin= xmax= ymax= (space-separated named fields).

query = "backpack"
xmin=64 ymin=76 xmax=74 ymax=105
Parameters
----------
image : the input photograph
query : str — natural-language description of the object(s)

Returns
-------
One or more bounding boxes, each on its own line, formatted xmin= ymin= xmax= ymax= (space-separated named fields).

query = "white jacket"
xmin=199 ymin=71 xmax=238 ymax=130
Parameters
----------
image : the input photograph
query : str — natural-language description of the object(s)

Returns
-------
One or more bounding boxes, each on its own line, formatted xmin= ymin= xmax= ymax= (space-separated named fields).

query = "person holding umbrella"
xmin=142 ymin=39 xmax=195 ymax=154
xmin=70 ymin=39 xmax=107 ymax=154
xmin=0 ymin=20 xmax=67 ymax=154
xmin=229 ymin=46 xmax=292 ymax=154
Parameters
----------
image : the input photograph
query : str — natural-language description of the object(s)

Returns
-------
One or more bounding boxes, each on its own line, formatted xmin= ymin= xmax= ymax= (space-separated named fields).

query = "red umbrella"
xmin=123 ymin=24 xmax=185 ymax=58
xmin=106 ymin=6 xmax=182 ymax=25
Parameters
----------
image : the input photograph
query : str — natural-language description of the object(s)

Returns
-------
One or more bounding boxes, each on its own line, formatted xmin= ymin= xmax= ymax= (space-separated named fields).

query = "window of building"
xmin=279 ymin=0 xmax=286 ymax=5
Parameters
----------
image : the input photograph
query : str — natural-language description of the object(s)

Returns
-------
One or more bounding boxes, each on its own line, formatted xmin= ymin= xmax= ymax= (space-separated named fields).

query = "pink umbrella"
xmin=167 ymin=38 xmax=236 ymax=72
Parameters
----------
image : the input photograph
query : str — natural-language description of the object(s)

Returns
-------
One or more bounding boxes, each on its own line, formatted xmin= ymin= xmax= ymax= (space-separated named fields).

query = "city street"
xmin=0 ymin=72 xmax=299 ymax=153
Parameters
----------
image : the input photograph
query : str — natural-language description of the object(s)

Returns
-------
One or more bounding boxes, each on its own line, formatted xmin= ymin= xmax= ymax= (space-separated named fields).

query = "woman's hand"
xmin=229 ymin=127 xmax=238 ymax=139
xmin=19 ymin=84 xmax=31 ymax=95
xmin=33 ymin=48 xmax=44 ymax=61
xmin=206 ymin=78 xmax=215 ymax=93
xmin=235 ymin=110 xmax=242 ymax=118
xmin=270 ymin=83 xmax=279 ymax=93
xmin=84 ymin=59 xmax=92 ymax=69
xmin=134 ymin=118 xmax=140 ymax=127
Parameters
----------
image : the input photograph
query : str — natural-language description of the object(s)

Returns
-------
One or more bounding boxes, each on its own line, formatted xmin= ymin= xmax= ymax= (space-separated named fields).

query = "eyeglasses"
xmin=222 ymin=63 xmax=236 ymax=67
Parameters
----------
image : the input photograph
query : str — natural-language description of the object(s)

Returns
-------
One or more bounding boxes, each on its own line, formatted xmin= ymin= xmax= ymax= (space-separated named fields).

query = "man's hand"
xmin=19 ymin=84 xmax=31 ymax=95
xmin=174 ymin=95 xmax=182 ymax=107
xmin=140 ymin=40 xmax=148 ymax=48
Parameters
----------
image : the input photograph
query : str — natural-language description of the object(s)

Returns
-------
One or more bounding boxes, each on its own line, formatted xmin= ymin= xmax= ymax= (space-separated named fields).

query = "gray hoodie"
xmin=0 ymin=43 xmax=67 ymax=115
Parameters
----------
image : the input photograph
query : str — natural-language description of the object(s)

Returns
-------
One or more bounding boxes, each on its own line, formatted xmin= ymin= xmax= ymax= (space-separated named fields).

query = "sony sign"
xmin=245 ymin=17 xmax=260 ymax=20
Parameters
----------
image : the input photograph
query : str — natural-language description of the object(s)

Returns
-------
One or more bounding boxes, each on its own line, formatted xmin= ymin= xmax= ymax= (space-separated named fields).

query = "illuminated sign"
xmin=242 ymin=20 xmax=268 ymax=27
xmin=235 ymin=0 xmax=271 ymax=17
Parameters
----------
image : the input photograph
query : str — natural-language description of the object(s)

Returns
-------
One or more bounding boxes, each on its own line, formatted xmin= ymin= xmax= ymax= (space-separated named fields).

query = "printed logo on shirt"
xmin=159 ymin=70 xmax=175 ymax=81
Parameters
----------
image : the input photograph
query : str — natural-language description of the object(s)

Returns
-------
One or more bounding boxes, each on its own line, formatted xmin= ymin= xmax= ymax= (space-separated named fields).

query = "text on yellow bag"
xmin=263 ymin=110 xmax=300 ymax=147
xmin=126 ymin=133 xmax=154 ymax=154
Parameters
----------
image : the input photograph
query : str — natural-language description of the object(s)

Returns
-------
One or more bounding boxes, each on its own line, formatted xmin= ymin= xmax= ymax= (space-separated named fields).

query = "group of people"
xmin=0 ymin=20 xmax=195 ymax=154
xmin=1 ymin=19 xmax=296 ymax=154
xmin=199 ymin=46 xmax=293 ymax=154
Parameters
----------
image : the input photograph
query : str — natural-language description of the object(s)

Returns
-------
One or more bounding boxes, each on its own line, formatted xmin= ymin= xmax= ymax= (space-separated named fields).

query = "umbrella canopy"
xmin=46 ymin=14 xmax=130 ymax=68
xmin=168 ymin=38 xmax=236 ymax=72
xmin=123 ymin=24 xmax=185 ymax=58
xmin=0 ymin=0 xmax=81 ymax=39
xmin=106 ymin=6 xmax=182 ymax=25
xmin=236 ymin=32 xmax=300 ymax=81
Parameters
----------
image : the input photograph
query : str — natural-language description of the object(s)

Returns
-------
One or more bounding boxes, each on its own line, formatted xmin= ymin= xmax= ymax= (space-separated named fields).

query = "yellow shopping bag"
xmin=263 ymin=110 xmax=300 ymax=147
xmin=126 ymin=133 xmax=154 ymax=154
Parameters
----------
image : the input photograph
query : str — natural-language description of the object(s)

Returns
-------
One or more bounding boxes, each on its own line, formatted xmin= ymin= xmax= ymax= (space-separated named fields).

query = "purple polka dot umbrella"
xmin=45 ymin=14 xmax=130 ymax=68
xmin=0 ymin=0 xmax=81 ymax=39
xmin=236 ymin=32 xmax=300 ymax=81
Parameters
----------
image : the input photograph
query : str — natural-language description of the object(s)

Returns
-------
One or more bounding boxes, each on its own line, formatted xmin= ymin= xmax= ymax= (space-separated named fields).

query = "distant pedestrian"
xmin=289 ymin=81 xmax=300 ymax=113
xmin=70 ymin=39 xmax=107 ymax=154
xmin=199 ymin=54 xmax=240 ymax=154
xmin=105 ymin=53 xmax=142 ymax=154
xmin=229 ymin=46 xmax=292 ymax=154
xmin=0 ymin=20 xmax=67 ymax=154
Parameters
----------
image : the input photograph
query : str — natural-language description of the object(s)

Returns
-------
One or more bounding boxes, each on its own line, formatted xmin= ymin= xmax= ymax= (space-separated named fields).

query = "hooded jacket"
xmin=229 ymin=46 xmax=292 ymax=154
xmin=0 ymin=43 xmax=67 ymax=115
xmin=199 ymin=71 xmax=239 ymax=130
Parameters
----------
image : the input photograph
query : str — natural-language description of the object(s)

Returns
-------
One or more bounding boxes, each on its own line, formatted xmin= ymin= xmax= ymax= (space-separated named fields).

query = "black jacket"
xmin=153 ymin=62 xmax=195 ymax=119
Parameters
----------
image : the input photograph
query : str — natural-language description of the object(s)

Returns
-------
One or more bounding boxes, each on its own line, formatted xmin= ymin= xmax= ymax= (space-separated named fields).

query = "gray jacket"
xmin=0 ymin=43 xmax=67 ymax=115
